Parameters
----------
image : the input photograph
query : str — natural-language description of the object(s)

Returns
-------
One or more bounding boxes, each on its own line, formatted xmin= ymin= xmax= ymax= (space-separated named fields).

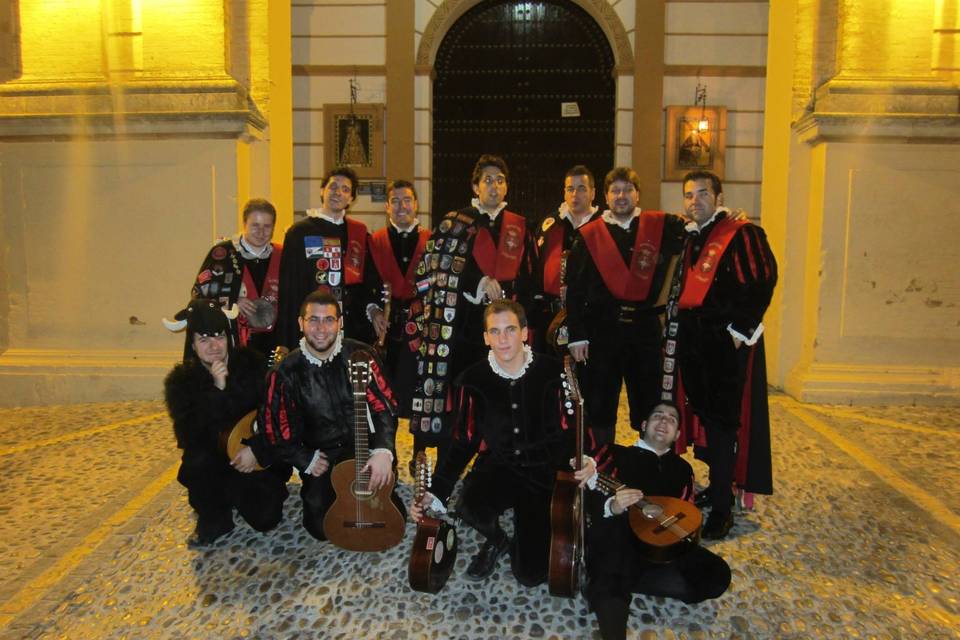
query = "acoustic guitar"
xmin=596 ymin=474 xmax=702 ymax=563
xmin=218 ymin=347 xmax=287 ymax=470
xmin=408 ymin=451 xmax=458 ymax=593
xmin=323 ymin=349 xmax=406 ymax=552
xmin=548 ymin=355 xmax=585 ymax=597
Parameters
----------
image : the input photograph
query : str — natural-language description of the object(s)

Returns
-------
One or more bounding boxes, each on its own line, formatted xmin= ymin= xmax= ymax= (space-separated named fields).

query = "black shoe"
xmin=466 ymin=536 xmax=510 ymax=581
xmin=187 ymin=519 xmax=235 ymax=549
xmin=701 ymin=510 xmax=734 ymax=540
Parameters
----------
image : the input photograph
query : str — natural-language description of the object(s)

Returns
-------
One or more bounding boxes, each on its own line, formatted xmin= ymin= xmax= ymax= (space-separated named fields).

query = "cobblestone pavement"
xmin=0 ymin=393 xmax=958 ymax=639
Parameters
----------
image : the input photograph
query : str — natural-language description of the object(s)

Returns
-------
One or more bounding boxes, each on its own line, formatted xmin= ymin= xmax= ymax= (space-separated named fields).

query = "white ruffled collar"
xmin=601 ymin=208 xmax=641 ymax=230
xmin=233 ymin=234 xmax=273 ymax=260
xmin=558 ymin=203 xmax=598 ymax=229
xmin=685 ymin=207 xmax=730 ymax=234
xmin=306 ymin=208 xmax=346 ymax=225
xmin=390 ymin=219 xmax=419 ymax=234
xmin=487 ymin=344 xmax=534 ymax=379
xmin=299 ymin=332 xmax=344 ymax=367
xmin=471 ymin=198 xmax=508 ymax=221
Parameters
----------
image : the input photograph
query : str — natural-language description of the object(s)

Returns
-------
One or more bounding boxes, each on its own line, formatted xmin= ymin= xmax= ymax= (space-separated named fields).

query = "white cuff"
xmin=426 ymin=492 xmax=447 ymax=514
xmin=603 ymin=496 xmax=617 ymax=518
xmin=366 ymin=303 xmax=383 ymax=323
xmin=370 ymin=448 xmax=394 ymax=463
xmin=304 ymin=450 xmax=323 ymax=475
xmin=463 ymin=276 xmax=489 ymax=305
xmin=727 ymin=322 xmax=764 ymax=346
xmin=567 ymin=339 xmax=589 ymax=348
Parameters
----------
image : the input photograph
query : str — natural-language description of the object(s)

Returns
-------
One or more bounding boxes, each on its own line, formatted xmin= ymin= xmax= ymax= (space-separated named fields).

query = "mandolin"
xmin=218 ymin=347 xmax=287 ymax=470
xmin=323 ymin=349 xmax=406 ymax=552
xmin=408 ymin=451 xmax=458 ymax=593
xmin=595 ymin=474 xmax=702 ymax=563
xmin=547 ymin=355 xmax=585 ymax=597
xmin=376 ymin=282 xmax=392 ymax=351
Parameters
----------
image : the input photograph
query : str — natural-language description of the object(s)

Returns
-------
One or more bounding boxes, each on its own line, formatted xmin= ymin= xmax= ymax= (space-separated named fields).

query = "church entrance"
xmin=431 ymin=0 xmax=616 ymax=224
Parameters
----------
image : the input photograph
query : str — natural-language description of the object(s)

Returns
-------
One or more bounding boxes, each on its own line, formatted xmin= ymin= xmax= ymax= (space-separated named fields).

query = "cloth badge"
xmin=437 ymin=344 xmax=449 ymax=357
xmin=441 ymin=325 xmax=453 ymax=340
xmin=316 ymin=258 xmax=330 ymax=271
xmin=439 ymin=220 xmax=452 ymax=233
xmin=665 ymin=339 xmax=676 ymax=356
xmin=329 ymin=271 xmax=342 ymax=286
xmin=421 ymin=417 xmax=431 ymax=432
xmin=211 ymin=263 xmax=224 ymax=276
xmin=304 ymin=235 xmax=324 ymax=258
xmin=197 ymin=270 xmax=212 ymax=284
xmin=437 ymin=362 xmax=448 ymax=376
xmin=435 ymin=238 xmax=444 ymax=249
xmin=541 ymin=217 xmax=555 ymax=232
xmin=211 ymin=246 xmax=227 ymax=260
xmin=431 ymin=417 xmax=442 ymax=433
xmin=662 ymin=374 xmax=674 ymax=391
xmin=452 ymin=257 xmax=465 ymax=273
xmin=427 ymin=343 xmax=435 ymax=356
xmin=448 ymin=239 xmax=458 ymax=252
xmin=423 ymin=399 xmax=433 ymax=413
xmin=224 ymin=273 xmax=233 ymax=284
xmin=446 ymin=292 xmax=457 ymax=307
xmin=412 ymin=398 xmax=423 ymax=411
xmin=437 ymin=273 xmax=448 ymax=287
xmin=440 ymin=255 xmax=453 ymax=271
xmin=458 ymin=242 xmax=469 ymax=255
xmin=315 ymin=271 xmax=328 ymax=284
xmin=444 ymin=307 xmax=456 ymax=322
xmin=664 ymin=357 xmax=675 ymax=373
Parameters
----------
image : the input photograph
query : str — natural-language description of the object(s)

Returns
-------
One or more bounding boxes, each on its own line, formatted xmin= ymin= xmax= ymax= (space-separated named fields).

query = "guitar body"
xmin=219 ymin=410 xmax=263 ymax=471
xmin=408 ymin=516 xmax=458 ymax=593
xmin=323 ymin=460 xmax=406 ymax=552
xmin=627 ymin=495 xmax=702 ymax=563
xmin=548 ymin=470 xmax=583 ymax=597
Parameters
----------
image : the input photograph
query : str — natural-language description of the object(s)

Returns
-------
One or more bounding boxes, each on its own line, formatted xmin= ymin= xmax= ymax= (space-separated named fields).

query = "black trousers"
xmin=678 ymin=317 xmax=750 ymax=512
xmin=456 ymin=463 xmax=553 ymax=587
xmin=586 ymin=517 xmax=731 ymax=640
xmin=578 ymin=335 xmax=661 ymax=452
xmin=178 ymin=448 xmax=289 ymax=537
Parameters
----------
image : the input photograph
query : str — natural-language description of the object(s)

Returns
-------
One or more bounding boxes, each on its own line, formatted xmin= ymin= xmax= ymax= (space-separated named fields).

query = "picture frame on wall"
xmin=322 ymin=103 xmax=385 ymax=179
xmin=664 ymin=105 xmax=727 ymax=181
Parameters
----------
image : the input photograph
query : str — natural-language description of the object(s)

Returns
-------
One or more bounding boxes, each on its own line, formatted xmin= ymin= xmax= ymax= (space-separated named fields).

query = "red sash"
xmin=238 ymin=243 xmax=282 ymax=344
xmin=472 ymin=211 xmax=527 ymax=281
xmin=368 ymin=226 xmax=430 ymax=300
xmin=678 ymin=217 xmax=747 ymax=309
xmin=344 ymin=218 xmax=368 ymax=285
xmin=541 ymin=221 xmax=566 ymax=296
xmin=580 ymin=212 xmax=666 ymax=302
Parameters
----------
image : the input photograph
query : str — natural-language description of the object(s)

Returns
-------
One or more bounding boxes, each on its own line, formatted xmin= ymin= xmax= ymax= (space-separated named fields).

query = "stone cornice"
xmin=795 ymin=112 xmax=960 ymax=145
xmin=0 ymin=77 xmax=265 ymax=138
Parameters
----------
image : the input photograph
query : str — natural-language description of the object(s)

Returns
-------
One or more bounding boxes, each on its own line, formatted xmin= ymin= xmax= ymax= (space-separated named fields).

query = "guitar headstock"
xmin=268 ymin=346 xmax=289 ymax=369
xmin=561 ymin=355 xmax=583 ymax=412
xmin=349 ymin=349 xmax=372 ymax=393
xmin=382 ymin=282 xmax=392 ymax=306
xmin=414 ymin=450 xmax=432 ymax=502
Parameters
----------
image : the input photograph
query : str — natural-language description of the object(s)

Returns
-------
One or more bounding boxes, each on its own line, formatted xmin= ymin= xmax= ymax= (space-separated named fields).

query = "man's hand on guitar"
xmin=611 ymin=488 xmax=644 ymax=515
xmin=571 ymin=456 xmax=597 ymax=487
xmin=410 ymin=492 xmax=435 ymax=523
xmin=363 ymin=450 xmax=394 ymax=492
xmin=231 ymin=446 xmax=259 ymax=473
xmin=370 ymin=308 xmax=388 ymax=341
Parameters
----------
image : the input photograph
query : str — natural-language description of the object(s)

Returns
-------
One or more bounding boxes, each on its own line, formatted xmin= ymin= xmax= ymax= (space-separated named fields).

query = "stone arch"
xmin=416 ymin=0 xmax=634 ymax=74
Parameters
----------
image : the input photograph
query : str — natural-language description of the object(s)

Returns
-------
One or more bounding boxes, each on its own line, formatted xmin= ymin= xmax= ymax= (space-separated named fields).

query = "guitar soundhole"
xmin=351 ymin=481 xmax=374 ymax=499
xmin=641 ymin=503 xmax=664 ymax=519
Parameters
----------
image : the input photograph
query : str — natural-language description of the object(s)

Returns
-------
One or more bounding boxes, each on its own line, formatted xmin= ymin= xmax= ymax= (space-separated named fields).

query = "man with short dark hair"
xmin=565 ymin=167 xmax=687 ymax=450
xmin=531 ymin=165 xmax=602 ymax=353
xmin=163 ymin=298 xmax=289 ymax=547
xmin=189 ymin=198 xmax=282 ymax=356
xmin=408 ymin=155 xmax=534 ymax=447
xmin=259 ymin=290 xmax=402 ymax=541
xmin=276 ymin=167 xmax=378 ymax=349
xmin=671 ymin=170 xmax=777 ymax=539
xmin=585 ymin=402 xmax=731 ymax=640
xmin=411 ymin=299 xmax=593 ymax=585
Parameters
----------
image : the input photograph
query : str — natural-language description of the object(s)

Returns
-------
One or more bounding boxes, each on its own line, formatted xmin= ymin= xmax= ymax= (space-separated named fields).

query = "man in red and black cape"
xmin=406 ymin=155 xmax=534 ymax=456
xmin=565 ymin=167 xmax=687 ymax=451
xmin=666 ymin=170 xmax=777 ymax=540
xmin=188 ymin=198 xmax=282 ymax=358
xmin=530 ymin=164 xmax=601 ymax=354
xmin=275 ymin=166 xmax=380 ymax=349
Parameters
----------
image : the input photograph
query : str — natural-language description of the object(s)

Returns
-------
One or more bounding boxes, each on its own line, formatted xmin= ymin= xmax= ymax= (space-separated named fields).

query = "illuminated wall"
xmin=0 ymin=0 xmax=291 ymax=405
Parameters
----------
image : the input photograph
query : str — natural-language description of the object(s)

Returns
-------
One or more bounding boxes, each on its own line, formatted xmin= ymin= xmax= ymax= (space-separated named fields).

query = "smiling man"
xmin=259 ymin=290 xmax=402 ymax=541
xmin=411 ymin=299 xmax=594 ymax=585
xmin=584 ymin=402 xmax=731 ymax=639
xmin=188 ymin=198 xmax=282 ymax=357
xmin=565 ymin=167 xmax=688 ymax=451
xmin=276 ymin=167 xmax=379 ymax=349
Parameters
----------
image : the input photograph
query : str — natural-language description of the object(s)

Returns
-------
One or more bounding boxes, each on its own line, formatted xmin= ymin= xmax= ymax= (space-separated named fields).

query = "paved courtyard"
xmin=0 ymin=392 xmax=957 ymax=639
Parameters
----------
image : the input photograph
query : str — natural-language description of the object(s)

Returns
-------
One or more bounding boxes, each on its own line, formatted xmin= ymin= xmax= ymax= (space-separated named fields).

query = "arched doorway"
xmin=431 ymin=0 xmax=616 ymax=223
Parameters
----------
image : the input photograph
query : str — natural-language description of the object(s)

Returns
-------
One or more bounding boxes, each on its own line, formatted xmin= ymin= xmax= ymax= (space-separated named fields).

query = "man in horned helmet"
xmin=163 ymin=299 xmax=289 ymax=547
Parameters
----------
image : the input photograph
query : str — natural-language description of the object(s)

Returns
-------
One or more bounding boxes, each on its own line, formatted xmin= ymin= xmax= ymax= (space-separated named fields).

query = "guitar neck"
xmin=353 ymin=387 xmax=370 ymax=485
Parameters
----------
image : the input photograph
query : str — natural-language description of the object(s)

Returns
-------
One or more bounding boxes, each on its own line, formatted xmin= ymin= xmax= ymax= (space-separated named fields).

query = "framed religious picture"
xmin=323 ymin=103 xmax=385 ymax=179
xmin=664 ymin=105 xmax=726 ymax=181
